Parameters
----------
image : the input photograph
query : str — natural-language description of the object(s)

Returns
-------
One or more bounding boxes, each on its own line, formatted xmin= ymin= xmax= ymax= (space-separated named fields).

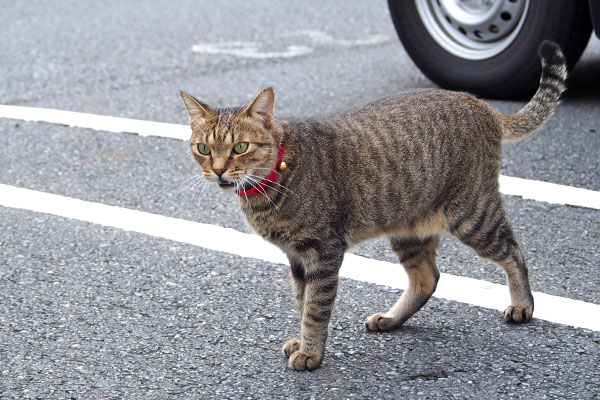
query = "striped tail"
xmin=500 ymin=41 xmax=567 ymax=141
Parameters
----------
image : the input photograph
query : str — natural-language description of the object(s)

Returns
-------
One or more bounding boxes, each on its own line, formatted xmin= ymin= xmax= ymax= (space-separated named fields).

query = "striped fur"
xmin=500 ymin=41 xmax=567 ymax=140
xmin=180 ymin=41 xmax=567 ymax=371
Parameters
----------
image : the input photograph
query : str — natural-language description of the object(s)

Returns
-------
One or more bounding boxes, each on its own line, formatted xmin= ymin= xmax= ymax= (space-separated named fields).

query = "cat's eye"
xmin=233 ymin=142 xmax=249 ymax=154
xmin=197 ymin=143 xmax=211 ymax=155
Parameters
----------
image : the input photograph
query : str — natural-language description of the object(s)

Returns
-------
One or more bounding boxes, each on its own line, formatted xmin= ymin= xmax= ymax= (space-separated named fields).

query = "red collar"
xmin=235 ymin=146 xmax=285 ymax=197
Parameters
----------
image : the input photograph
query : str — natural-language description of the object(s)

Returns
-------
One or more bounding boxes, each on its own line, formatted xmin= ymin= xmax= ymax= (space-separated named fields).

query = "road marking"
xmin=1 ymin=183 xmax=598 ymax=332
xmin=192 ymin=42 xmax=314 ymax=59
xmin=0 ymin=104 xmax=191 ymax=141
xmin=191 ymin=30 xmax=393 ymax=59
xmin=1 ymin=104 xmax=599 ymax=211
xmin=498 ymin=175 xmax=600 ymax=210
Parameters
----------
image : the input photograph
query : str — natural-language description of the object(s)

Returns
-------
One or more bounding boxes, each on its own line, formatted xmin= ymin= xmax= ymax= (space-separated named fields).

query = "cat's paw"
xmin=503 ymin=305 xmax=533 ymax=323
xmin=288 ymin=350 xmax=322 ymax=371
xmin=282 ymin=338 xmax=300 ymax=358
xmin=364 ymin=312 xmax=402 ymax=332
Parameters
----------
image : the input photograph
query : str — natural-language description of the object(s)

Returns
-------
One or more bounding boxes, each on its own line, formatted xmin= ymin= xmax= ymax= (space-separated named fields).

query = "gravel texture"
xmin=1 ymin=0 xmax=599 ymax=398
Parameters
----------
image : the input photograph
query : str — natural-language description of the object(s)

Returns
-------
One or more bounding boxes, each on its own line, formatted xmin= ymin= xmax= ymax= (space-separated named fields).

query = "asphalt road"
xmin=1 ymin=1 xmax=599 ymax=398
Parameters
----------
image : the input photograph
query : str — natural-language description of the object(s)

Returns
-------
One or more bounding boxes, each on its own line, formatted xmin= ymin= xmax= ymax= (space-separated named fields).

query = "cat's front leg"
xmin=283 ymin=248 xmax=344 ymax=371
xmin=282 ymin=256 xmax=305 ymax=359
xmin=289 ymin=273 xmax=339 ymax=371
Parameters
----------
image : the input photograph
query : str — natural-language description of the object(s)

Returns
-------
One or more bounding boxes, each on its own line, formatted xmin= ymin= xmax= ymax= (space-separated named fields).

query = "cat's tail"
xmin=499 ymin=41 xmax=567 ymax=141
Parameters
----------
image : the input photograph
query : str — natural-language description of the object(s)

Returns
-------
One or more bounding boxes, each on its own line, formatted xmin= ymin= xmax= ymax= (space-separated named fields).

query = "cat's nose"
xmin=213 ymin=169 xmax=227 ymax=177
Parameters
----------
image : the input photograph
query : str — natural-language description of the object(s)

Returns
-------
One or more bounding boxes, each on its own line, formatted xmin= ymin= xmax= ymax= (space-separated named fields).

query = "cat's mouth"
xmin=217 ymin=179 xmax=235 ymax=189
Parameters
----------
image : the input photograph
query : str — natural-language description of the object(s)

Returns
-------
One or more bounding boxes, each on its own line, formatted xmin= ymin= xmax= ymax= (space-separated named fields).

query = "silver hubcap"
xmin=415 ymin=0 xmax=530 ymax=60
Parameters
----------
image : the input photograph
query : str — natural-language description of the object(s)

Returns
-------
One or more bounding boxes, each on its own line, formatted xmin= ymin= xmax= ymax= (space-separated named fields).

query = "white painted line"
xmin=499 ymin=175 xmax=600 ymax=210
xmin=192 ymin=42 xmax=314 ymax=59
xmin=1 ymin=104 xmax=599 ymax=211
xmin=1 ymin=183 xmax=598 ymax=332
xmin=0 ymin=104 xmax=191 ymax=141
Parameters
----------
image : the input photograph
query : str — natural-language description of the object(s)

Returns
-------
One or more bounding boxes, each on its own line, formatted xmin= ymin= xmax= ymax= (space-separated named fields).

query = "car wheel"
xmin=388 ymin=0 xmax=593 ymax=98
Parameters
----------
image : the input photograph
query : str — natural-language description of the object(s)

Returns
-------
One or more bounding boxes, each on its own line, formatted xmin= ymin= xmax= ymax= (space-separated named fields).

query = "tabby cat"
xmin=180 ymin=41 xmax=566 ymax=371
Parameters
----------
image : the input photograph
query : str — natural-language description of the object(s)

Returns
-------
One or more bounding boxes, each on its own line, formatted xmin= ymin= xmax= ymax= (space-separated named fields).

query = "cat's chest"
xmin=243 ymin=208 xmax=296 ymax=249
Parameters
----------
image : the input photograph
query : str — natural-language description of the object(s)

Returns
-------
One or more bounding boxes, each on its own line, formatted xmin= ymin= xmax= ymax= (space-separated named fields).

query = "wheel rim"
xmin=415 ymin=0 xmax=530 ymax=60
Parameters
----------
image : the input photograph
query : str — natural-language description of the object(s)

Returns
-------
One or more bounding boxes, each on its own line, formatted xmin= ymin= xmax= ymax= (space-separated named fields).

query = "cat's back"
xmin=287 ymin=88 xmax=501 ymax=149
xmin=335 ymin=88 xmax=497 ymax=130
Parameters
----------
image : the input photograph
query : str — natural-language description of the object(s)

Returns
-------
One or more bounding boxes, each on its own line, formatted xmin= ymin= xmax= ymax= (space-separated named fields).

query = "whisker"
xmin=191 ymin=177 xmax=207 ymax=196
xmin=245 ymin=173 xmax=298 ymax=197
xmin=185 ymin=179 xmax=203 ymax=205
xmin=192 ymin=179 xmax=208 ymax=205
xmin=245 ymin=176 xmax=287 ymax=197
xmin=179 ymin=174 xmax=202 ymax=188
xmin=238 ymin=177 xmax=252 ymax=209
xmin=244 ymin=175 xmax=277 ymax=207
xmin=176 ymin=175 xmax=204 ymax=201
xmin=178 ymin=175 xmax=210 ymax=208
xmin=177 ymin=175 xmax=202 ymax=194
xmin=252 ymin=167 xmax=282 ymax=177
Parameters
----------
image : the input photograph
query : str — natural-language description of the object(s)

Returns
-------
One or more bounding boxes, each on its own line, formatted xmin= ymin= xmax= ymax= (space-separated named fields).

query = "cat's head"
xmin=179 ymin=88 xmax=281 ymax=191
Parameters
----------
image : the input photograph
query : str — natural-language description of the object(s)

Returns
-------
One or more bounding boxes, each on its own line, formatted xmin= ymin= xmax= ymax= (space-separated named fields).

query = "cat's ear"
xmin=179 ymin=90 xmax=214 ymax=124
xmin=244 ymin=87 xmax=275 ymax=128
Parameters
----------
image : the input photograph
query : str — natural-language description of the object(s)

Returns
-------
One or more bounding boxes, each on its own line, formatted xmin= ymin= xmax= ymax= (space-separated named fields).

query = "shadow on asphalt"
xmin=565 ymin=58 xmax=600 ymax=101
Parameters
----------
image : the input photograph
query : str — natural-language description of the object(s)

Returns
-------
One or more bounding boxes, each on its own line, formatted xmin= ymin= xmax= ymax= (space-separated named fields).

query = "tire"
xmin=388 ymin=0 xmax=593 ymax=99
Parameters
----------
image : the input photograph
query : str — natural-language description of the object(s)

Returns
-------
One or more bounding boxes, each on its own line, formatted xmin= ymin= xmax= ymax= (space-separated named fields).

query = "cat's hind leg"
xmin=450 ymin=195 xmax=534 ymax=323
xmin=365 ymin=235 xmax=440 ymax=332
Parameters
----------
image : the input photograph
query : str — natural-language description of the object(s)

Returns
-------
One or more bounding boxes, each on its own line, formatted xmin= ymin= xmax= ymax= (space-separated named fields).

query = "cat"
xmin=179 ymin=41 xmax=566 ymax=371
